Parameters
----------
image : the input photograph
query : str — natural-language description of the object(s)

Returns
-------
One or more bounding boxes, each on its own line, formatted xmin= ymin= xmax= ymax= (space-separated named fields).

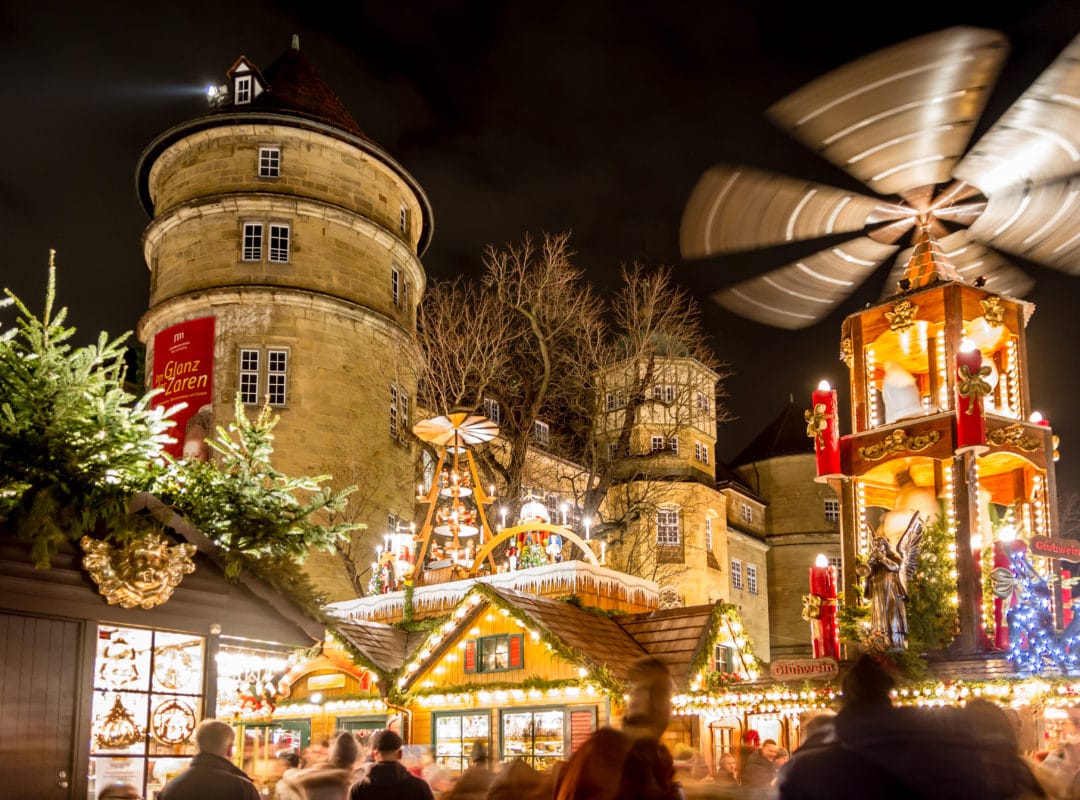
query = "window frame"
xmin=651 ymin=435 xmax=665 ymax=452
xmin=390 ymin=384 xmax=410 ymax=443
xmin=533 ymin=420 xmax=550 ymax=447
xmin=705 ymin=518 xmax=713 ymax=552
xmin=747 ymin=563 xmax=759 ymax=595
xmin=483 ymin=397 xmax=502 ymax=424
xmin=242 ymin=222 xmax=263 ymax=262
xmin=239 ymin=347 xmax=289 ymax=407
xmin=399 ymin=204 xmax=409 ymax=235
xmin=824 ymin=497 xmax=840 ymax=523
xmin=694 ymin=440 xmax=710 ymax=465
xmin=235 ymin=74 xmax=252 ymax=104
xmin=669 ymin=437 xmax=679 ymax=454
xmin=258 ymin=146 xmax=281 ymax=178
xmin=652 ymin=384 xmax=675 ymax=403
xmin=268 ymin=223 xmax=290 ymax=264
xmin=656 ymin=507 xmax=680 ymax=546
xmin=731 ymin=558 xmax=743 ymax=590
xmin=740 ymin=503 xmax=753 ymax=524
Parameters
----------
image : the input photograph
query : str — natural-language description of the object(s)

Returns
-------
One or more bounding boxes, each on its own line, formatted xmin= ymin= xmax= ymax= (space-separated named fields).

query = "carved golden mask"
xmin=81 ymin=532 xmax=197 ymax=609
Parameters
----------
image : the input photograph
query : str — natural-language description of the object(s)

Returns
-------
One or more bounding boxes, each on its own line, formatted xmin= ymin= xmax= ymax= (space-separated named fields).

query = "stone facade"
xmin=137 ymin=66 xmax=431 ymax=601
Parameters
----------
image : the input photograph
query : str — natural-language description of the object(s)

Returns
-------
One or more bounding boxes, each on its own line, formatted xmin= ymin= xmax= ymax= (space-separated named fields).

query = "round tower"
xmin=135 ymin=38 xmax=432 ymax=599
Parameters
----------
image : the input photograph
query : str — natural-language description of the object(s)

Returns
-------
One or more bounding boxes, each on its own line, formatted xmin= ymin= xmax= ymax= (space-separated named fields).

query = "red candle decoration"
xmin=1064 ymin=568 xmax=1074 ymax=627
xmin=807 ymin=554 xmax=839 ymax=659
xmin=955 ymin=342 xmax=990 ymax=455
xmin=1030 ymin=412 xmax=1051 ymax=428
xmin=992 ymin=537 xmax=1025 ymax=650
xmin=808 ymin=381 xmax=841 ymax=482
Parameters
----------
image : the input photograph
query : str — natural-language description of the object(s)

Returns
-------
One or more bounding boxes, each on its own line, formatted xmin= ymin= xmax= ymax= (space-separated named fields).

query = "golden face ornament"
xmin=81 ymin=532 xmax=197 ymax=609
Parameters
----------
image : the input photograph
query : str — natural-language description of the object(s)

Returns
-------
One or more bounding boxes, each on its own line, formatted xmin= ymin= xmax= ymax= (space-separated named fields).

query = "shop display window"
xmin=501 ymin=708 xmax=565 ymax=770
xmin=89 ymin=625 xmax=205 ymax=799
xmin=433 ymin=711 xmax=490 ymax=773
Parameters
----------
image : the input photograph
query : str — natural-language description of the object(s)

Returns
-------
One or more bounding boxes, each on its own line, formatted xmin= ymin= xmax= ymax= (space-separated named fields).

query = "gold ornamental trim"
xmin=956 ymin=363 xmax=993 ymax=413
xmin=987 ymin=423 xmax=1041 ymax=452
xmin=840 ymin=337 xmax=853 ymax=369
xmin=81 ymin=531 xmax=197 ymax=609
xmin=805 ymin=403 xmax=830 ymax=445
xmin=980 ymin=296 xmax=1005 ymax=326
xmin=886 ymin=300 xmax=918 ymax=332
xmin=857 ymin=429 xmax=941 ymax=461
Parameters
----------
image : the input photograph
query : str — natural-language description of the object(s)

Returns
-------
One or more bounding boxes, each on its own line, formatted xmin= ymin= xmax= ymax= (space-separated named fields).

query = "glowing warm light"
xmin=814 ymin=553 xmax=829 ymax=568
xmin=817 ymin=379 xmax=831 ymax=392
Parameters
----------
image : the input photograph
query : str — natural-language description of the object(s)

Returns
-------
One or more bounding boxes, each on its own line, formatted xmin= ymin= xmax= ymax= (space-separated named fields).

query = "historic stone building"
xmin=135 ymin=39 xmax=432 ymax=599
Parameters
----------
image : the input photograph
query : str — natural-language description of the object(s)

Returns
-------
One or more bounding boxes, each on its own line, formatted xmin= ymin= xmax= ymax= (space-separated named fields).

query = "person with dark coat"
xmin=348 ymin=729 xmax=435 ymax=800
xmin=158 ymin=719 xmax=260 ymax=800
xmin=775 ymin=654 xmax=994 ymax=800
xmin=740 ymin=739 xmax=779 ymax=798
xmin=552 ymin=655 xmax=683 ymax=800
xmin=442 ymin=741 xmax=496 ymax=800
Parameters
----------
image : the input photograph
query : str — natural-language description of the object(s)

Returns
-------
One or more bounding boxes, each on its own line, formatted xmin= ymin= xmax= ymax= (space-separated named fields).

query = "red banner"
xmin=152 ymin=317 xmax=215 ymax=459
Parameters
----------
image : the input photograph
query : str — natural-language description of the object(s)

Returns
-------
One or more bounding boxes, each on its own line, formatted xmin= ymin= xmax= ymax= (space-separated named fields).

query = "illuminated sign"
xmin=769 ymin=657 xmax=839 ymax=681
xmin=152 ymin=317 xmax=215 ymax=459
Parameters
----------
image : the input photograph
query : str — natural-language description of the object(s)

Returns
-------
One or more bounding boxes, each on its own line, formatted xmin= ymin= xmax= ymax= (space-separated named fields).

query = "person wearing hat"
xmin=442 ymin=741 xmax=496 ymax=800
xmin=349 ymin=729 xmax=435 ymax=800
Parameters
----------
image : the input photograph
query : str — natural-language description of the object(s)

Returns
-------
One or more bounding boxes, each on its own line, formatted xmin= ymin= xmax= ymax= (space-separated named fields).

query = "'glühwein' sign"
xmin=153 ymin=317 xmax=215 ymax=459
xmin=769 ymin=657 xmax=839 ymax=682
xmin=1029 ymin=536 xmax=1080 ymax=561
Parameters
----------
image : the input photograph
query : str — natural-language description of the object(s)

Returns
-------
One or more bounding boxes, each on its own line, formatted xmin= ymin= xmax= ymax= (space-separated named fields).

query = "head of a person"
xmin=278 ymin=750 xmax=301 ymax=770
xmin=194 ymin=719 xmax=236 ymax=758
xmin=470 ymin=740 xmax=490 ymax=766
xmin=760 ymin=739 xmax=778 ymax=761
xmin=773 ymin=747 xmax=790 ymax=766
xmin=841 ymin=654 xmax=896 ymax=710
xmin=328 ymin=729 xmax=360 ymax=769
xmin=800 ymin=712 xmax=837 ymax=746
xmin=623 ymin=655 xmax=675 ymax=736
xmin=963 ymin=698 xmax=1021 ymax=750
xmin=370 ymin=729 xmax=404 ymax=763
xmin=719 ymin=752 xmax=737 ymax=775
xmin=98 ymin=783 xmax=140 ymax=800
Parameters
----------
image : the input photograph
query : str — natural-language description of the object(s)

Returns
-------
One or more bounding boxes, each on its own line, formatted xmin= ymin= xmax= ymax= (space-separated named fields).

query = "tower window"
xmin=656 ymin=508 xmax=680 ymax=546
xmin=390 ymin=384 xmax=410 ymax=443
xmin=238 ymin=347 xmax=289 ymax=407
xmin=235 ymin=75 xmax=252 ymax=104
xmin=747 ymin=563 xmax=759 ymax=595
xmin=705 ymin=518 xmax=713 ymax=551
xmin=242 ymin=223 xmax=263 ymax=261
xmin=731 ymin=558 xmax=743 ymax=590
xmin=694 ymin=441 xmax=710 ymax=465
xmin=740 ymin=503 xmax=753 ymax=524
xmin=695 ymin=391 xmax=711 ymax=413
xmin=652 ymin=384 xmax=675 ymax=403
xmin=399 ymin=204 xmax=410 ymax=235
xmin=241 ymin=221 xmax=290 ymax=263
xmin=268 ymin=224 xmax=290 ymax=263
xmin=824 ymin=498 xmax=840 ymax=523
xmin=259 ymin=147 xmax=281 ymax=178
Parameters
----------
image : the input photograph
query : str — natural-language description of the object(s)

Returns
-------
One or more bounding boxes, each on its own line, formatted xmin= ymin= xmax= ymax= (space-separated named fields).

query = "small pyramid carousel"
xmin=808 ymin=228 xmax=1068 ymax=676
xmin=341 ymin=412 xmax=656 ymax=624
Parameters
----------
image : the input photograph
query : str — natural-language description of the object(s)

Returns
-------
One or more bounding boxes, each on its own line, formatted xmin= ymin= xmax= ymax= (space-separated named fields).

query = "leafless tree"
xmin=414 ymin=231 xmax=732 ymax=586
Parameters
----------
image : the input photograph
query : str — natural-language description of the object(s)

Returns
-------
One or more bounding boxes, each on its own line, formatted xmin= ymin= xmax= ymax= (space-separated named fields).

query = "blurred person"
xmin=277 ymin=730 xmax=358 ymax=800
xmin=962 ymin=698 xmax=1045 ymax=800
xmin=740 ymin=738 xmax=779 ymax=797
xmin=158 ymin=719 xmax=260 ymax=800
xmin=348 ymin=728 xmax=435 ymax=800
xmin=737 ymin=729 xmax=761 ymax=776
xmin=775 ymin=654 xmax=991 ymax=800
xmin=1035 ymin=706 xmax=1080 ymax=799
xmin=715 ymin=752 xmax=739 ymax=788
xmin=420 ymin=747 xmax=453 ymax=796
xmin=797 ymin=713 xmax=836 ymax=750
xmin=772 ymin=748 xmax=790 ymax=770
xmin=553 ymin=655 xmax=683 ymax=800
xmin=486 ymin=758 xmax=556 ymax=800
xmin=441 ymin=741 xmax=496 ymax=800
xmin=303 ymin=740 xmax=331 ymax=767
xmin=98 ymin=782 xmax=141 ymax=800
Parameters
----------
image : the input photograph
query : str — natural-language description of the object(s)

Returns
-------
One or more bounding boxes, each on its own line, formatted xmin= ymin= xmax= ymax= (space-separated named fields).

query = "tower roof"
xmin=898 ymin=226 xmax=963 ymax=291
xmin=732 ymin=401 xmax=813 ymax=465
xmin=217 ymin=43 xmax=370 ymax=142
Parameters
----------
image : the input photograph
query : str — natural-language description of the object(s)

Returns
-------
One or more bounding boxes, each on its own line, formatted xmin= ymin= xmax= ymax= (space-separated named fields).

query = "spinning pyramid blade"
xmin=767 ymin=26 xmax=1008 ymax=197
xmin=713 ymin=235 xmax=899 ymax=330
xmin=966 ymin=176 xmax=1080 ymax=274
xmin=954 ymin=33 xmax=1080 ymax=195
xmin=879 ymin=229 xmax=1034 ymax=301
xmin=679 ymin=164 xmax=902 ymax=258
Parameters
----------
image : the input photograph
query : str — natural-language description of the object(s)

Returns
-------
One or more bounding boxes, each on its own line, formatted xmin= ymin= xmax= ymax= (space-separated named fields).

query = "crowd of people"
xmin=134 ymin=654 xmax=1080 ymax=800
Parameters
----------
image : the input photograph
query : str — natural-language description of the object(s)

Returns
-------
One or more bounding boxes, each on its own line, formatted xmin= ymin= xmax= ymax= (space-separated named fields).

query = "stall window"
xmin=501 ymin=708 xmax=565 ymax=769
xmin=433 ymin=711 xmax=490 ymax=773
xmin=464 ymin=634 xmax=523 ymax=673
xmin=89 ymin=625 xmax=206 ymax=799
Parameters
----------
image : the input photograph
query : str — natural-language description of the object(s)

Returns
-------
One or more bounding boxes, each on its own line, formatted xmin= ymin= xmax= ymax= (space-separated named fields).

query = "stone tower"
xmin=135 ymin=39 xmax=432 ymax=600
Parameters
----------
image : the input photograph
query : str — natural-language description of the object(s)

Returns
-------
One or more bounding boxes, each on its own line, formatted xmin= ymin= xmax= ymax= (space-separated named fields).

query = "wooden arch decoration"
xmin=467 ymin=521 xmax=600 ymax=577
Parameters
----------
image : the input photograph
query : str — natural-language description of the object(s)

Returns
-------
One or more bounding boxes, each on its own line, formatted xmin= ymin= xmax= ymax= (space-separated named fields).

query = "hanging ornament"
xmin=81 ymin=531 xmax=197 ymax=609
xmin=153 ymin=644 xmax=195 ymax=691
xmin=94 ymin=695 xmax=144 ymax=749
xmin=151 ymin=698 xmax=197 ymax=745
xmin=97 ymin=634 xmax=141 ymax=689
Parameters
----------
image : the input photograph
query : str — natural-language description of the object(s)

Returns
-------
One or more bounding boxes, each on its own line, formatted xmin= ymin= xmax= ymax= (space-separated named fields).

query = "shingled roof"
xmin=483 ymin=585 xmax=648 ymax=683
xmin=331 ymin=618 xmax=426 ymax=673
xmin=615 ymin=605 xmax=717 ymax=687
xmin=224 ymin=44 xmax=370 ymax=142
xmin=732 ymin=401 xmax=813 ymax=466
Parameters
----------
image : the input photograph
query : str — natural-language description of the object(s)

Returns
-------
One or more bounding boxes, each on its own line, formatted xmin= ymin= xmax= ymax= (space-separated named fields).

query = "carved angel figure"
xmin=857 ymin=510 xmax=923 ymax=650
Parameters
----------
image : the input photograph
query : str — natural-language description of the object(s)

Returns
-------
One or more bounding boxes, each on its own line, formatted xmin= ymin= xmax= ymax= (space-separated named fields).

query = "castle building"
xmin=135 ymin=37 xmax=432 ymax=600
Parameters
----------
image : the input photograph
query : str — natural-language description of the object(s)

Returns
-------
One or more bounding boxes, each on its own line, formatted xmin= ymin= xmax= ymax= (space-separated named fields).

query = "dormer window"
xmin=235 ymin=74 xmax=252 ymax=104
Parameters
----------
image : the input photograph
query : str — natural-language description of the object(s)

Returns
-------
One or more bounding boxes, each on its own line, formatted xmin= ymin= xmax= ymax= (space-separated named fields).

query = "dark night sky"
xmin=3 ymin=1 xmax=1080 ymax=492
